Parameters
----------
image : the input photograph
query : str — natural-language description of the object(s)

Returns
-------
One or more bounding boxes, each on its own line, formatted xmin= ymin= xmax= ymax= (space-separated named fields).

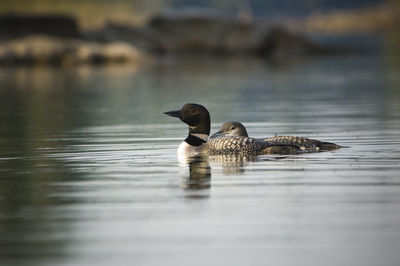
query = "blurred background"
xmin=0 ymin=0 xmax=399 ymax=64
xmin=0 ymin=0 xmax=397 ymax=29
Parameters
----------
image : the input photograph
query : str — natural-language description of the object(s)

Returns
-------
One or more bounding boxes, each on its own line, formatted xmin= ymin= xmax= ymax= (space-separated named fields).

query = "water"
xmin=1 ymin=51 xmax=400 ymax=266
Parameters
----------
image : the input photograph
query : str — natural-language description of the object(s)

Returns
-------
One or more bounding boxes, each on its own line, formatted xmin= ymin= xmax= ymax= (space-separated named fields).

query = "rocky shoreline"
xmin=0 ymin=11 xmax=347 ymax=66
xmin=0 ymin=35 xmax=144 ymax=66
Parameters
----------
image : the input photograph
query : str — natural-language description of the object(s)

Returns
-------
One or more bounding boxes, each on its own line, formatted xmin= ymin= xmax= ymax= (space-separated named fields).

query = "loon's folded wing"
xmin=201 ymin=136 xmax=302 ymax=155
xmin=264 ymin=136 xmax=341 ymax=151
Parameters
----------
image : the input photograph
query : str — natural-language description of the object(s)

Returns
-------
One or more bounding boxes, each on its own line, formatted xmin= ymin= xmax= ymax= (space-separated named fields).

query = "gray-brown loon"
xmin=164 ymin=103 xmax=312 ymax=156
xmin=211 ymin=121 xmax=341 ymax=152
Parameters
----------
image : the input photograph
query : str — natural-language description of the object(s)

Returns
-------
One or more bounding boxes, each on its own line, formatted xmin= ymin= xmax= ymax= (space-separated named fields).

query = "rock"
xmin=0 ymin=35 xmax=145 ymax=65
xmin=89 ymin=8 xmax=330 ymax=57
xmin=0 ymin=14 xmax=80 ymax=40
xmin=86 ymin=8 xmax=266 ymax=54
xmin=257 ymin=26 xmax=320 ymax=57
xmin=146 ymin=8 xmax=265 ymax=54
xmin=0 ymin=11 xmax=347 ymax=65
xmin=86 ymin=23 xmax=159 ymax=52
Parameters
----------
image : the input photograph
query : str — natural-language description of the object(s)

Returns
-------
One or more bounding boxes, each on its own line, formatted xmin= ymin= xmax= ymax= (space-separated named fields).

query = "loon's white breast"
xmin=177 ymin=141 xmax=198 ymax=155
xmin=177 ymin=133 xmax=208 ymax=155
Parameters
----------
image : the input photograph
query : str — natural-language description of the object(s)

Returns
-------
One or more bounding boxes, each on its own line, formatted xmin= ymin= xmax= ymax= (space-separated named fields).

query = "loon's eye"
xmin=231 ymin=126 xmax=236 ymax=130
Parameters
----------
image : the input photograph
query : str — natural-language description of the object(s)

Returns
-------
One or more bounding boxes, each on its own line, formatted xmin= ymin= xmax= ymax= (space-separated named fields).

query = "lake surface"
xmin=1 ymin=50 xmax=400 ymax=266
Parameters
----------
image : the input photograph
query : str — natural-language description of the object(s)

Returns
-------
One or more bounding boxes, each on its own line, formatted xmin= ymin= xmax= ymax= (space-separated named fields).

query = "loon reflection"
xmin=180 ymin=154 xmax=254 ymax=190
xmin=181 ymin=153 xmax=289 ymax=190
xmin=181 ymin=156 xmax=211 ymax=190
xmin=208 ymin=154 xmax=258 ymax=175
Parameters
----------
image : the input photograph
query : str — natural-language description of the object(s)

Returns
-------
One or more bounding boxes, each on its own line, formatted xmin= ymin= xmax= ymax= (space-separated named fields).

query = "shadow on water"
xmin=0 ymin=159 xmax=80 ymax=266
xmin=0 ymin=78 xmax=72 ymax=264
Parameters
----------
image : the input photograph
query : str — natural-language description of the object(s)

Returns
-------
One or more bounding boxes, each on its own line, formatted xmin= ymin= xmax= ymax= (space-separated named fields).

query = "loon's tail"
xmin=319 ymin=142 xmax=342 ymax=150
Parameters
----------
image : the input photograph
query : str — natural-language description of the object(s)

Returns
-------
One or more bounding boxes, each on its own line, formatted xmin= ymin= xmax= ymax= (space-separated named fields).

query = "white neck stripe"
xmin=190 ymin=133 xmax=208 ymax=141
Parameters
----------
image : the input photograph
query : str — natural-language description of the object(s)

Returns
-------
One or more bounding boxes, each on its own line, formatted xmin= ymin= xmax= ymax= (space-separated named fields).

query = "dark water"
xmin=1 ymin=52 xmax=400 ymax=266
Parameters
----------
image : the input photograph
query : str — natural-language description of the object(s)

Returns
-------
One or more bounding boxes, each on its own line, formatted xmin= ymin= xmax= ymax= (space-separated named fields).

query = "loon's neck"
xmin=178 ymin=134 xmax=208 ymax=156
xmin=184 ymin=133 xmax=208 ymax=146
xmin=186 ymin=118 xmax=210 ymax=147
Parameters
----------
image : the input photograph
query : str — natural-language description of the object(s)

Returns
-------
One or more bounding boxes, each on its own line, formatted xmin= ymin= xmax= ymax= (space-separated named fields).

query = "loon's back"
xmin=200 ymin=136 xmax=301 ymax=155
xmin=212 ymin=121 xmax=341 ymax=152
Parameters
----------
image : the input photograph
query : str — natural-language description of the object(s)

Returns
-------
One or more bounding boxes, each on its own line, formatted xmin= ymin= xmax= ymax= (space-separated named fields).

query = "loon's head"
xmin=210 ymin=121 xmax=248 ymax=138
xmin=164 ymin=103 xmax=211 ymax=136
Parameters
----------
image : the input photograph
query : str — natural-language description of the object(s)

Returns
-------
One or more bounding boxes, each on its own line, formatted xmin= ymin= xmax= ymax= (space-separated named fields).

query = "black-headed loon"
xmin=164 ymin=103 xmax=340 ymax=156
